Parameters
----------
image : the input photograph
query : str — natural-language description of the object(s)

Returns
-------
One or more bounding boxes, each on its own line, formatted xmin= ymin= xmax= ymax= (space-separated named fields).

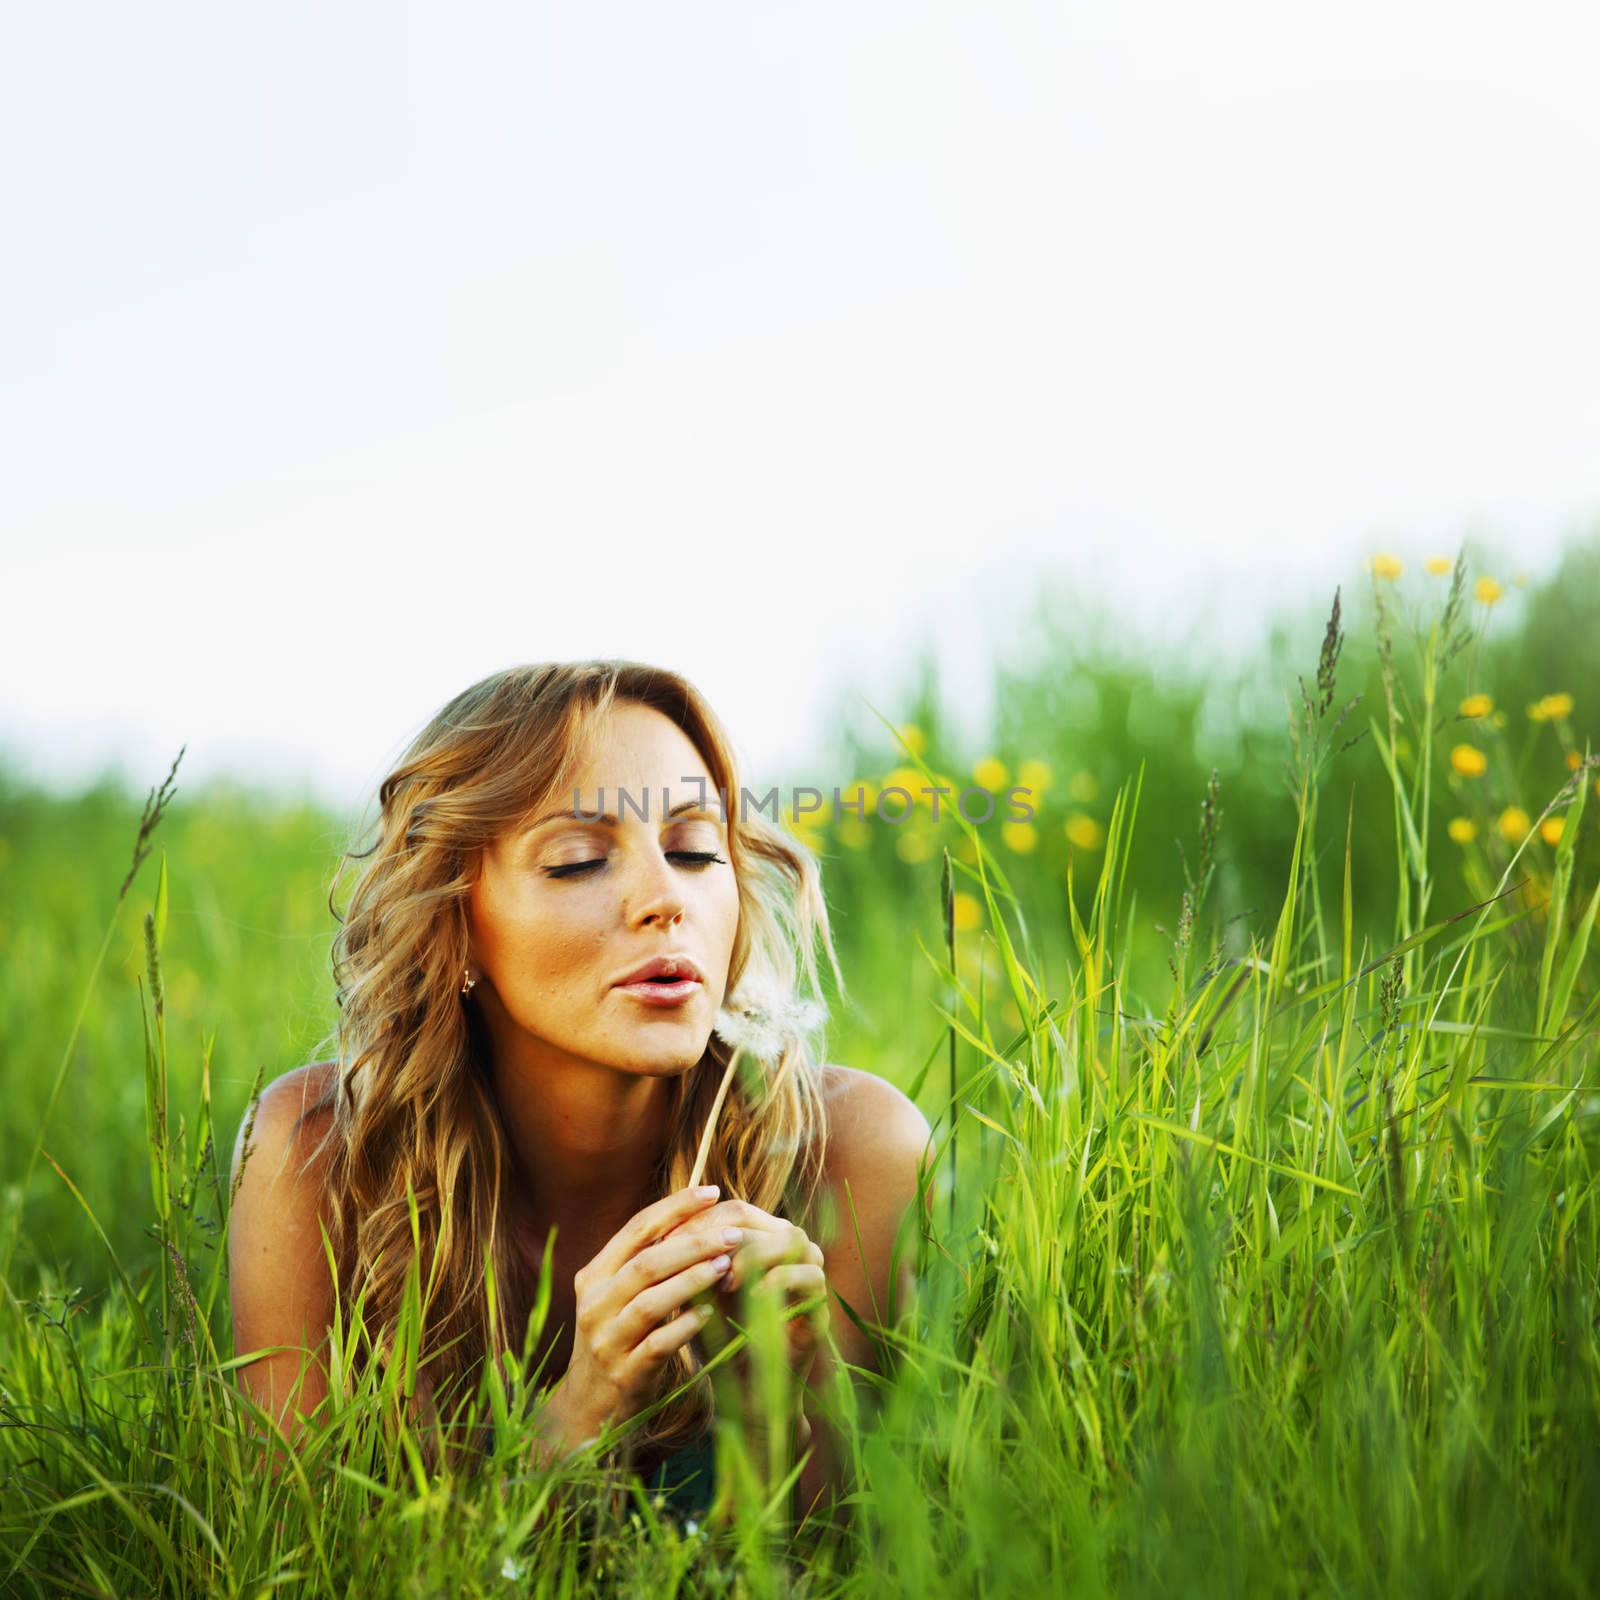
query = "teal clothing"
xmin=641 ymin=1435 xmax=717 ymax=1522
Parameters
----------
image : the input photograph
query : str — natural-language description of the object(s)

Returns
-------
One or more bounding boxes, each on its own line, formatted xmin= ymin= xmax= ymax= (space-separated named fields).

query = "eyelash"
xmin=543 ymin=851 xmax=727 ymax=880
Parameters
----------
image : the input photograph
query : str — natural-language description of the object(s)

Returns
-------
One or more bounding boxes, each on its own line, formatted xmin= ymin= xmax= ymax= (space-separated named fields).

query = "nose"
xmin=628 ymin=841 xmax=687 ymax=930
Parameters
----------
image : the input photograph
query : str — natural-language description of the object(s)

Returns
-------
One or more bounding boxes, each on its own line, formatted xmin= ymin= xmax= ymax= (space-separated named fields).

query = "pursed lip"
xmin=613 ymin=954 xmax=705 ymax=987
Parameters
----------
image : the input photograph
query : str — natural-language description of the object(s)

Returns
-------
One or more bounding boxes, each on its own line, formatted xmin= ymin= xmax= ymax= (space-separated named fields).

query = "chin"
xmin=603 ymin=1037 xmax=710 ymax=1076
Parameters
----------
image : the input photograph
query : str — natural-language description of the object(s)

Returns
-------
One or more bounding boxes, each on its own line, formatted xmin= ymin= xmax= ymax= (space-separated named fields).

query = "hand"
xmin=551 ymin=1185 xmax=742 ymax=1446
xmin=663 ymin=1199 xmax=830 ymax=1392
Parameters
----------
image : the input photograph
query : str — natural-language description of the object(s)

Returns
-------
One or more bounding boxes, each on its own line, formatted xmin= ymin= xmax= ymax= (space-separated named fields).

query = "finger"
xmin=615 ymin=1250 xmax=736 ymax=1348
xmin=722 ymin=1226 xmax=814 ymax=1289
xmin=618 ymin=1218 xmax=747 ymax=1301
xmin=582 ymin=1185 xmax=722 ymax=1286
xmin=661 ymin=1198 xmax=790 ymax=1239
xmin=619 ymin=1299 xmax=718 ymax=1384
xmin=756 ymin=1263 xmax=827 ymax=1300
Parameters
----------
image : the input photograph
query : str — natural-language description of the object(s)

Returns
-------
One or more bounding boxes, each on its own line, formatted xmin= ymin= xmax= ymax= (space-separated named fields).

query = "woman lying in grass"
xmin=226 ymin=660 xmax=933 ymax=1529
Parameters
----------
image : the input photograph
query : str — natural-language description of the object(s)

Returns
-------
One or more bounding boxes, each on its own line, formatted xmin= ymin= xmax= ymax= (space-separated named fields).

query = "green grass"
xmin=2 ymin=543 xmax=1598 ymax=1595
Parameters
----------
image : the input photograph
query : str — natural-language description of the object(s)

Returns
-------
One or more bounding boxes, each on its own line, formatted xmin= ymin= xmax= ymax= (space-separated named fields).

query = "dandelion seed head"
xmin=712 ymin=970 xmax=827 ymax=1062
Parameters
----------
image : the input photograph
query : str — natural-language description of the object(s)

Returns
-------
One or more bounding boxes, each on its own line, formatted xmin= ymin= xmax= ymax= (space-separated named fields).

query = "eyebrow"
xmin=521 ymin=797 xmax=721 ymax=835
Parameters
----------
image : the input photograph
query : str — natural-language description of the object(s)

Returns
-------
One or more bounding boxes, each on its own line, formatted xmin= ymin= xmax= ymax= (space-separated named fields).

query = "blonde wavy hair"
xmin=292 ymin=660 xmax=842 ymax=1473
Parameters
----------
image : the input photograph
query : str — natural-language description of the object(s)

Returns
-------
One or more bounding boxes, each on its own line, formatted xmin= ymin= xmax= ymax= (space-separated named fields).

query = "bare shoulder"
xmin=227 ymin=1061 xmax=342 ymax=1433
xmin=817 ymin=1062 xmax=934 ymax=1167
xmin=805 ymin=1065 xmax=935 ymax=1341
xmin=230 ymin=1060 xmax=339 ymax=1191
xmin=812 ymin=1064 xmax=936 ymax=1242
xmin=227 ymin=1061 xmax=341 ymax=1290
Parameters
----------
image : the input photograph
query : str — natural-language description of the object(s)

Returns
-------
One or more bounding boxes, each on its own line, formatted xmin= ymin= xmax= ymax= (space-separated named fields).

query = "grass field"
xmin=2 ymin=544 xmax=1599 ymax=1596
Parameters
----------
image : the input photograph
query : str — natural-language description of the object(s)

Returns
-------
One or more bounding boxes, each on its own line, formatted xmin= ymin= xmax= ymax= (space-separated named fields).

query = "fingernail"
xmin=722 ymin=1227 xmax=743 ymax=1245
xmin=696 ymin=1185 xmax=720 ymax=1199
xmin=710 ymin=1253 xmax=730 ymax=1271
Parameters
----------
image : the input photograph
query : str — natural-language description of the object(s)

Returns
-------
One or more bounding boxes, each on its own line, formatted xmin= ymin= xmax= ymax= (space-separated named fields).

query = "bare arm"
xmin=227 ymin=1064 xmax=340 ymax=1465
xmin=797 ymin=1067 xmax=936 ymax=1523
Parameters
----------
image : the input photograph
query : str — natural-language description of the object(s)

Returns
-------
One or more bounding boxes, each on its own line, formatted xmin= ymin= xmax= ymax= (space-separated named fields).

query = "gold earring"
xmin=461 ymin=967 xmax=477 ymax=996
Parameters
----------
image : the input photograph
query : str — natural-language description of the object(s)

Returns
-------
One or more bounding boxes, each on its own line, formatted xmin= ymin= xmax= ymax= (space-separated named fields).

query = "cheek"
xmin=481 ymin=874 xmax=607 ymax=982
xmin=705 ymin=874 xmax=741 ymax=961
xmin=496 ymin=917 xmax=617 ymax=1040
xmin=722 ymin=879 xmax=742 ymax=940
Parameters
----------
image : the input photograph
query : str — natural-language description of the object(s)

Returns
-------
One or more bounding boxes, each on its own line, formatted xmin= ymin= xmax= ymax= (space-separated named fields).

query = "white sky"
xmin=5 ymin=1 xmax=1599 ymax=818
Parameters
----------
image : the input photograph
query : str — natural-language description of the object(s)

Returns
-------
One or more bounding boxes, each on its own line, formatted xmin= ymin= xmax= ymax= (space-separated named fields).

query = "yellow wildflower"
xmin=1498 ymin=805 xmax=1531 ymax=843
xmin=1594 ymin=777 xmax=1600 ymax=802
xmin=1475 ymin=576 xmax=1504 ymax=605
xmin=881 ymin=767 xmax=926 ymax=812
xmin=1064 ymin=813 xmax=1104 ymax=851
xmin=1539 ymin=816 xmax=1565 ymax=847
xmin=1370 ymin=553 xmax=1403 ymax=579
xmin=1447 ymin=817 xmax=1477 ymax=845
xmin=1567 ymin=751 xmax=1583 ymax=772
xmin=895 ymin=830 xmax=934 ymax=864
xmin=1425 ymin=556 xmax=1453 ymax=575
xmin=1522 ymin=873 xmax=1550 ymax=923
xmin=1529 ymin=692 xmax=1574 ymax=722
xmin=1066 ymin=769 xmax=1100 ymax=803
xmin=1458 ymin=693 xmax=1492 ymax=718
xmin=836 ymin=816 xmax=871 ymax=850
xmin=895 ymin=771 xmax=955 ymax=812
xmin=1450 ymin=744 xmax=1487 ymax=777
xmin=951 ymin=891 xmax=982 ymax=932
xmin=897 ymin=724 xmax=927 ymax=757
xmin=1016 ymin=757 xmax=1053 ymax=798
xmin=785 ymin=796 xmax=829 ymax=833
xmin=972 ymin=756 xmax=1009 ymax=792
xmin=1001 ymin=820 xmax=1038 ymax=854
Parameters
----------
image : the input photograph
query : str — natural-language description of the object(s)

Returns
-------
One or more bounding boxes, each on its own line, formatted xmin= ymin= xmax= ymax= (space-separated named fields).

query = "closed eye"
xmin=543 ymin=851 xmax=726 ymax=880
